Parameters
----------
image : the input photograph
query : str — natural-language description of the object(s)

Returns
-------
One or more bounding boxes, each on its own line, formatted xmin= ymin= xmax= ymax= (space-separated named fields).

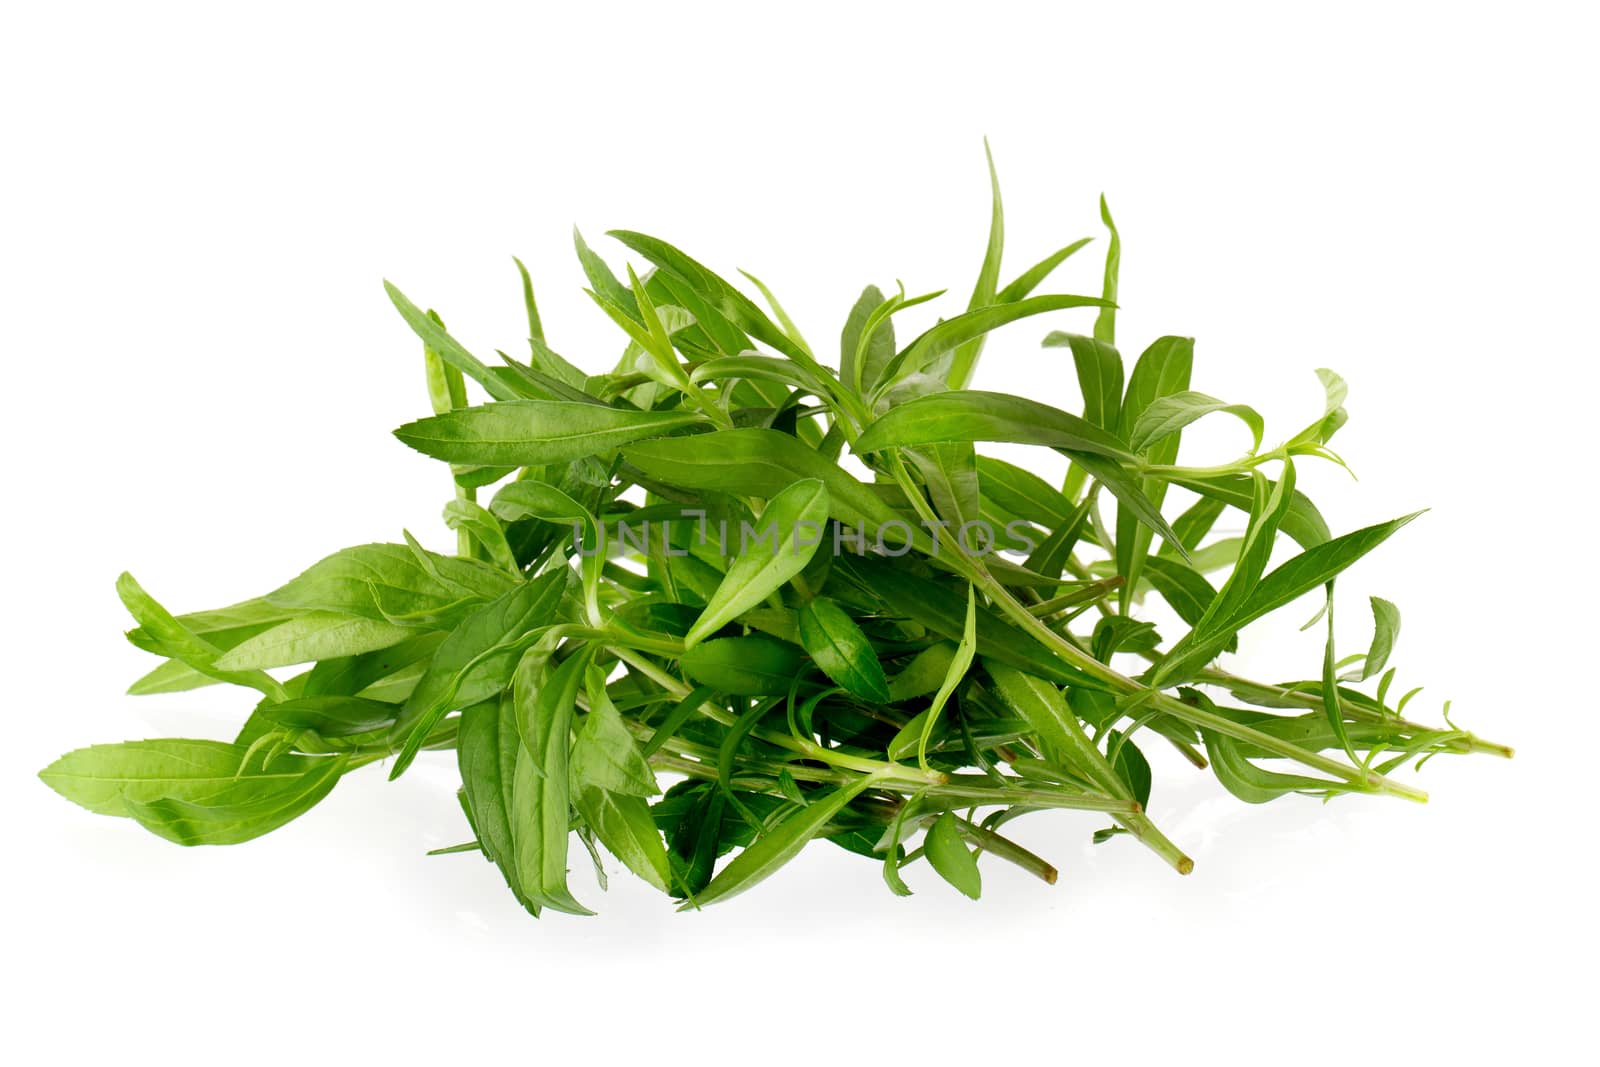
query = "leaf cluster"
xmin=41 ymin=149 xmax=1510 ymax=913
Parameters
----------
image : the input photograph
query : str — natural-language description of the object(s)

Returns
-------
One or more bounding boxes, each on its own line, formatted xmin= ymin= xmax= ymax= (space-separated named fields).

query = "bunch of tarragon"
xmin=41 ymin=150 xmax=1510 ymax=914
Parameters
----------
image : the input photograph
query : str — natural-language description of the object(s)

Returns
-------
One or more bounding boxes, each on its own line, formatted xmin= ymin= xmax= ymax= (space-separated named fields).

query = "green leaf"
xmin=986 ymin=661 xmax=1119 ymax=787
xmin=606 ymin=230 xmax=818 ymax=371
xmin=737 ymin=269 xmax=813 ymax=357
xmin=1112 ymin=335 xmax=1194 ymax=610
xmin=945 ymin=139 xmax=1006 ymax=390
xmin=838 ymin=555 xmax=1108 ymax=690
xmin=996 ymin=237 xmax=1094 ymax=303
xmin=686 ymin=777 xmax=874 ymax=908
xmin=495 ymin=356 xmax=594 ymax=404
xmin=925 ymin=812 xmax=981 ymax=899
xmin=509 ymin=255 xmax=546 ymax=345
xmin=1362 ymin=597 xmax=1401 ymax=681
xmin=394 ymin=400 xmax=701 ymax=467
xmin=689 ymin=355 xmax=833 ymax=400
xmin=571 ymin=668 xmax=659 ymax=797
xmin=894 ymin=585 xmax=977 ymax=766
xmin=1201 ymin=727 xmax=1340 ymax=804
xmin=1092 ymin=615 xmax=1161 ymax=660
xmin=443 ymin=499 xmax=521 ymax=574
xmin=651 ymin=270 xmax=752 ymax=359
xmin=512 ymin=646 xmax=594 ymax=915
xmin=302 ymin=632 xmax=446 ymax=699
xmin=640 ymin=685 xmax=716 ymax=759
xmin=388 ymin=568 xmax=572 ymax=777
xmin=976 ymin=455 xmax=1076 ymax=528
xmin=385 ymin=281 xmax=521 ymax=401
xmin=880 ymin=794 xmax=919 ymax=896
xmin=421 ymin=307 xmax=468 ymax=418
xmin=852 ymin=286 xmax=947 ymax=396
xmin=1155 ymin=507 xmax=1424 ymax=686
xmin=1139 ymin=554 xmax=1221 ymax=628
xmin=41 ymin=740 xmax=344 ymax=846
xmin=117 ymin=573 xmax=286 ymax=702
xmin=624 ymin=262 xmax=693 ymax=388
xmin=126 ymin=657 xmax=221 ymax=697
xmin=1152 ymin=465 xmax=1300 ymax=686
xmin=214 ymin=613 xmax=415 ymax=671
xmin=681 ymin=636 xmax=807 ymax=696
xmin=684 ymin=479 xmax=830 ymax=648
xmin=1108 ymin=730 xmax=1153 ymax=808
xmin=572 ymin=226 xmax=637 ymax=317
xmin=879 ymin=294 xmax=1114 ymax=393
xmin=458 ymin=696 xmax=538 ymax=914
xmin=265 ymin=542 xmax=516 ymax=625
xmin=907 ymin=443 xmax=981 ymax=531
xmin=256 ymin=696 xmax=396 ymax=739
xmin=1288 ymin=368 xmax=1350 ymax=448
xmin=855 ymin=390 xmax=1137 ymax=463
xmin=1164 ymin=495 xmax=1227 ymax=556
xmin=1128 ymin=391 xmax=1264 ymax=454
xmin=624 ymin=429 xmax=917 ymax=547
xmin=128 ymin=597 xmax=300 ymax=647
xmin=776 ymin=771 xmax=807 ymax=806
xmin=1238 ymin=513 xmax=1424 ymax=631
xmin=1206 ymin=466 xmax=1300 ymax=625
xmin=1043 ymin=332 xmax=1123 ymax=432
xmin=574 ymin=786 xmax=674 ymax=895
xmin=1118 ymin=336 xmax=1195 ymax=440
xmin=488 ymin=479 xmax=606 ymax=623
xmin=1319 ymin=583 xmax=1355 ymax=761
xmin=1093 ymin=195 xmax=1121 ymax=345
xmin=887 ymin=642 xmax=959 ymax=702
xmin=1067 ymin=450 xmax=1188 ymax=556
xmin=798 ymin=598 xmax=891 ymax=703
xmin=840 ymin=284 xmax=894 ymax=397
xmin=1163 ymin=471 xmax=1330 ymax=550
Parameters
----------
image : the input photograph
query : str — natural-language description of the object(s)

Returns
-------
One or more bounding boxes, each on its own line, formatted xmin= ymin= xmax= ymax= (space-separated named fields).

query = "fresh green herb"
xmin=41 ymin=147 xmax=1511 ymax=915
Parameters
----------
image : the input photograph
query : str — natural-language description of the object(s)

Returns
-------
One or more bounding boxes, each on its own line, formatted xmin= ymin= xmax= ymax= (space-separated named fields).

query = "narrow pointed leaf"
xmin=855 ymin=391 xmax=1136 ymax=462
xmin=1129 ymin=391 xmax=1264 ymax=454
xmin=945 ymin=139 xmax=1006 ymax=389
xmin=925 ymin=812 xmax=982 ymax=899
xmin=1093 ymin=195 xmax=1120 ymax=344
xmin=684 ymin=479 xmax=829 ymax=648
xmin=882 ymin=294 xmax=1113 ymax=390
xmin=680 ymin=636 xmax=807 ymax=697
xmin=996 ymin=237 xmax=1093 ymax=303
xmin=395 ymin=400 xmax=701 ymax=467
xmin=512 ymin=646 xmax=594 ymax=915
xmin=1043 ymin=332 xmax=1123 ymax=432
xmin=1362 ymin=597 xmax=1402 ymax=681
xmin=798 ymin=598 xmax=891 ymax=703
xmin=686 ymin=777 xmax=874 ymax=908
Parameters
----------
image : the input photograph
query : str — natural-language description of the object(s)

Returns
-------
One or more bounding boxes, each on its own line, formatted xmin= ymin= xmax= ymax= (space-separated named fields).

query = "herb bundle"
xmin=41 ymin=152 xmax=1510 ymax=914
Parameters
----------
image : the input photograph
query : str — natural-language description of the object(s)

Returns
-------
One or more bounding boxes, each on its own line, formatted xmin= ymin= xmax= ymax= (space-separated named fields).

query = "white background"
xmin=4 ymin=2 xmax=1595 ymax=1062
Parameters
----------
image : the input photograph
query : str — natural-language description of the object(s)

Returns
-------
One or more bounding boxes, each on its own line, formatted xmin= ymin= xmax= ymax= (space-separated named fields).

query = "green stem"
xmin=876 ymin=802 xmax=1061 ymax=884
xmin=953 ymin=813 xmax=1058 ymax=885
xmin=962 ymin=551 xmax=1428 ymax=802
xmin=1138 ymin=447 xmax=1282 ymax=480
xmin=1198 ymin=668 xmax=1515 ymax=759
xmin=882 ymin=454 xmax=1192 ymax=872
xmin=924 ymin=778 xmax=1140 ymax=814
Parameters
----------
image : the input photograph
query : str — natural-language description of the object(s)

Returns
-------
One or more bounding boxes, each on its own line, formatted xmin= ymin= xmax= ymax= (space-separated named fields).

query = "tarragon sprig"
xmin=41 ymin=146 xmax=1510 ymax=914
